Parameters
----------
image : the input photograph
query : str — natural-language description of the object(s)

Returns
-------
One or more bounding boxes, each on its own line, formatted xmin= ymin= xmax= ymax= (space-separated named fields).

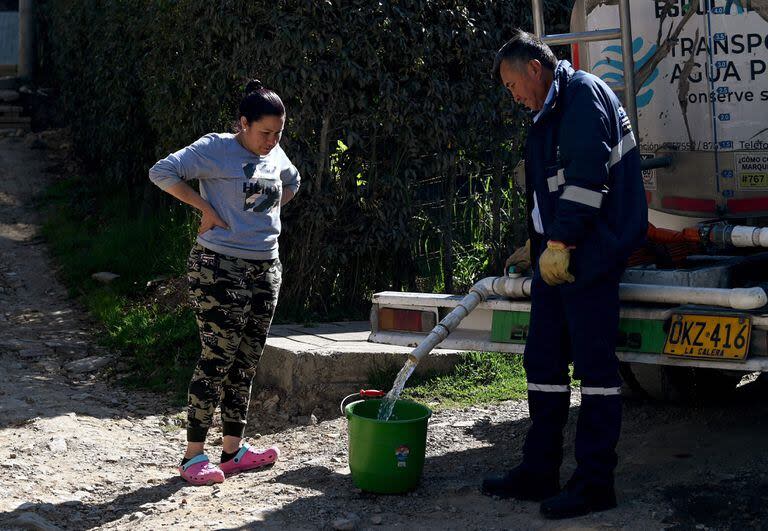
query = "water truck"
xmin=368 ymin=0 xmax=768 ymax=402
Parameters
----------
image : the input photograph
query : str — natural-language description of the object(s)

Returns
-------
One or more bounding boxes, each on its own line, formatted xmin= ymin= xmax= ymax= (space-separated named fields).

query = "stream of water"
xmin=377 ymin=358 xmax=417 ymax=421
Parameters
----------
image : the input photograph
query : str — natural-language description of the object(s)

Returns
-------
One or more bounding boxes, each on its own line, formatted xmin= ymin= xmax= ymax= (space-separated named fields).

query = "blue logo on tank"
xmin=592 ymin=37 xmax=659 ymax=108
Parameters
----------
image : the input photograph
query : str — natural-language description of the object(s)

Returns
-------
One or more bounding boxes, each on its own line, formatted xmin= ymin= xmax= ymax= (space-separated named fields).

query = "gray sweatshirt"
xmin=149 ymin=133 xmax=300 ymax=260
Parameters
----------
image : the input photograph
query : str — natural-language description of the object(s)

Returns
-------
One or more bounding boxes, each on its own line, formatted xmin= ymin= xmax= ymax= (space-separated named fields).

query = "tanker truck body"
xmin=368 ymin=0 xmax=768 ymax=401
xmin=574 ymin=0 xmax=768 ymax=220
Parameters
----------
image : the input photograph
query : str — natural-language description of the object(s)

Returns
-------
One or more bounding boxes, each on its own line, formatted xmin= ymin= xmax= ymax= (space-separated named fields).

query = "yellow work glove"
xmin=504 ymin=239 xmax=531 ymax=275
xmin=539 ymin=240 xmax=575 ymax=286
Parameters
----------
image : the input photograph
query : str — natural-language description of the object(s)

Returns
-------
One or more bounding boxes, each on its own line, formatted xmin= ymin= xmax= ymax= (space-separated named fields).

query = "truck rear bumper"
xmin=370 ymin=291 xmax=768 ymax=371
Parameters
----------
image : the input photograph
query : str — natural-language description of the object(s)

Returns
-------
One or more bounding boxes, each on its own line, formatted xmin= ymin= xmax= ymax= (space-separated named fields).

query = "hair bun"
xmin=245 ymin=79 xmax=264 ymax=95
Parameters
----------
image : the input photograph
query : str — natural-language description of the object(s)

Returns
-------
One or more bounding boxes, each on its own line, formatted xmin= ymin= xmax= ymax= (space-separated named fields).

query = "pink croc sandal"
xmin=219 ymin=443 xmax=280 ymax=476
xmin=179 ymin=454 xmax=225 ymax=486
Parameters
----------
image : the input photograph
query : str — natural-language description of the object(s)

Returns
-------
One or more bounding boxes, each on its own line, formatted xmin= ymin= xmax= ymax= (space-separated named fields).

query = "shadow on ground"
xmin=229 ymin=378 xmax=768 ymax=529
xmin=7 ymin=368 xmax=768 ymax=529
xmin=5 ymin=372 xmax=768 ymax=529
xmin=0 ymin=479 xmax=186 ymax=530
xmin=0 ymin=350 xmax=176 ymax=428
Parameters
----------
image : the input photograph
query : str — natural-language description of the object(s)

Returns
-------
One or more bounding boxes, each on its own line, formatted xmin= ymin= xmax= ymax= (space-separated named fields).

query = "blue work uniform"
xmin=521 ymin=61 xmax=647 ymax=487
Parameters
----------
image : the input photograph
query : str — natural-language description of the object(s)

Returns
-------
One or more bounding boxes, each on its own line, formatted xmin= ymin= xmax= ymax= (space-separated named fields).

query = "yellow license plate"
xmin=664 ymin=313 xmax=751 ymax=360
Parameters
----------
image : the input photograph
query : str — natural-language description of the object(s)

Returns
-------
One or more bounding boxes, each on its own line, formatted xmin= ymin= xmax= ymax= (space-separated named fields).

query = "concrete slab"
xmin=276 ymin=333 xmax=336 ymax=348
xmin=314 ymin=330 xmax=372 ymax=342
xmin=257 ymin=321 xmax=469 ymax=411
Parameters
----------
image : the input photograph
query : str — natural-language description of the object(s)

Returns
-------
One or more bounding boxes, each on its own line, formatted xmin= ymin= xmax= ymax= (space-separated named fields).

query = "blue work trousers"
xmin=521 ymin=271 xmax=623 ymax=487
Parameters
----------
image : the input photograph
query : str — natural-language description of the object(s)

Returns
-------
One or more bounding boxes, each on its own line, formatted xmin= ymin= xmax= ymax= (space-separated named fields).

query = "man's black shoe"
xmin=481 ymin=466 xmax=560 ymax=501
xmin=539 ymin=481 xmax=617 ymax=519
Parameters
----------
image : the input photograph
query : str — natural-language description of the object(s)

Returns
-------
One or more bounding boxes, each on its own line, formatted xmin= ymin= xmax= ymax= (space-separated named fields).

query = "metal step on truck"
xmin=368 ymin=0 xmax=768 ymax=402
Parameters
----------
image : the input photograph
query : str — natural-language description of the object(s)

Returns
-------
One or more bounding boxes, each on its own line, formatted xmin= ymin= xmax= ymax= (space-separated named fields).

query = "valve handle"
xmin=359 ymin=389 xmax=385 ymax=397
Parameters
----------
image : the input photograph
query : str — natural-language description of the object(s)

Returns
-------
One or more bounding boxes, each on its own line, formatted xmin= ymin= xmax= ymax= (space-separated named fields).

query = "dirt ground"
xmin=3 ymin=134 xmax=768 ymax=531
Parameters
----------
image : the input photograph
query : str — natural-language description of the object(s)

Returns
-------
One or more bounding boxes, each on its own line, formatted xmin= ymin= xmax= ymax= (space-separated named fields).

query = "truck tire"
xmin=621 ymin=362 xmax=745 ymax=404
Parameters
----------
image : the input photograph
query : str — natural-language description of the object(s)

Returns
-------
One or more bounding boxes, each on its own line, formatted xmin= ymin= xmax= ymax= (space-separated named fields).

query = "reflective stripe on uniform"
xmin=608 ymin=131 xmax=637 ymax=169
xmin=560 ymin=185 xmax=603 ymax=208
xmin=532 ymin=192 xmax=544 ymax=234
xmin=580 ymin=386 xmax=622 ymax=396
xmin=547 ymin=168 xmax=566 ymax=192
xmin=528 ymin=383 xmax=570 ymax=393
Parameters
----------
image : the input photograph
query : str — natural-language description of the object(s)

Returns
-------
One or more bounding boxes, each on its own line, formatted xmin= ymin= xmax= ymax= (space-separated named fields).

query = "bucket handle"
xmin=340 ymin=389 xmax=386 ymax=415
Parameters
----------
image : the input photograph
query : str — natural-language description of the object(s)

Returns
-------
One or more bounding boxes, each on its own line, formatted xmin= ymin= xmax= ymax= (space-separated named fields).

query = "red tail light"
xmin=378 ymin=308 xmax=436 ymax=333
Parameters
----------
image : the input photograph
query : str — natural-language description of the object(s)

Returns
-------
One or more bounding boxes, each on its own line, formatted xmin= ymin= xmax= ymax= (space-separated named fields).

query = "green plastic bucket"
xmin=345 ymin=399 xmax=431 ymax=494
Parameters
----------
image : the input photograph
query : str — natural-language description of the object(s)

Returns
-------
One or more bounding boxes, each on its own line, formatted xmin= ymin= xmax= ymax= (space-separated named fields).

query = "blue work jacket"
xmin=525 ymin=60 xmax=647 ymax=283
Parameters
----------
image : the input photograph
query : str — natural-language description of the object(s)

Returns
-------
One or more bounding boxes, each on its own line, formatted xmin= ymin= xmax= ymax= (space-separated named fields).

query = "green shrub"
xmin=39 ymin=0 xmax=571 ymax=320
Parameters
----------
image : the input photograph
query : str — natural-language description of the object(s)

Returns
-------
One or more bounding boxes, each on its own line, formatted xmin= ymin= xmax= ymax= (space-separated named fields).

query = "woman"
xmin=149 ymin=80 xmax=300 ymax=485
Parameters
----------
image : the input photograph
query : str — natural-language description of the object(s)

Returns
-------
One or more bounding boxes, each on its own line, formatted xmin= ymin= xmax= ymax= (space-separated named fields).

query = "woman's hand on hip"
xmin=198 ymin=207 xmax=229 ymax=235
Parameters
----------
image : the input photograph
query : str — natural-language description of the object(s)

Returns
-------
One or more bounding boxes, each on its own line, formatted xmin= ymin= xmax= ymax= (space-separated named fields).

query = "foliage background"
xmin=38 ymin=0 xmax=571 ymax=321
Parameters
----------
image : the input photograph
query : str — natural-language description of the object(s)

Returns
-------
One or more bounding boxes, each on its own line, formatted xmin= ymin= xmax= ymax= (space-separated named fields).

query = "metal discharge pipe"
xmin=640 ymin=155 xmax=673 ymax=171
xmin=619 ymin=283 xmax=768 ymax=310
xmin=709 ymin=225 xmax=768 ymax=248
xmin=407 ymin=276 xmax=767 ymax=363
xmin=408 ymin=276 xmax=531 ymax=363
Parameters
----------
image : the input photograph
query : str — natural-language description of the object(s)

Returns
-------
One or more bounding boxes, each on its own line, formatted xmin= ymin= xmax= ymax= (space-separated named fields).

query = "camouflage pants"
xmin=186 ymin=243 xmax=281 ymax=443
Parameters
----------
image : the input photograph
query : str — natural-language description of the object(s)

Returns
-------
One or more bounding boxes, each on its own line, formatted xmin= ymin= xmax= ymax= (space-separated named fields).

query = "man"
xmin=482 ymin=30 xmax=647 ymax=519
